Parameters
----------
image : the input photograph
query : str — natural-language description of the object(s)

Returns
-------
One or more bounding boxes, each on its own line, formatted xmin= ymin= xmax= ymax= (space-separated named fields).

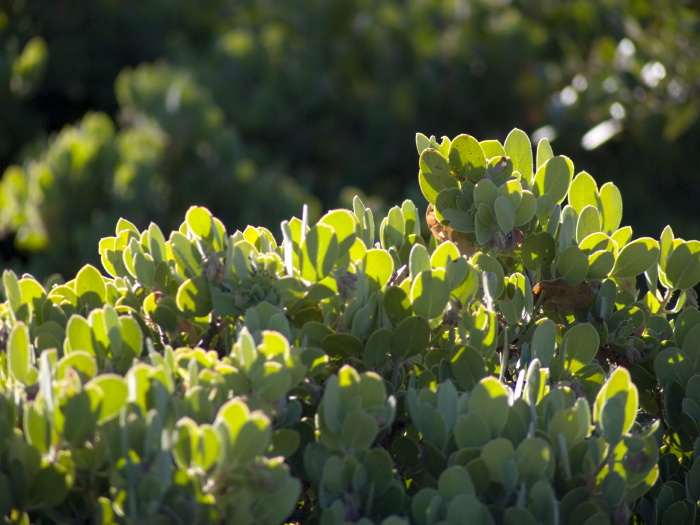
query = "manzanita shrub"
xmin=2 ymin=129 xmax=700 ymax=524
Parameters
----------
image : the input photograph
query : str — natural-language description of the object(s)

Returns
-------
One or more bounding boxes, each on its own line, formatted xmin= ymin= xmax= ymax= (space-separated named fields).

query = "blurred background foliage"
xmin=0 ymin=0 xmax=698 ymax=278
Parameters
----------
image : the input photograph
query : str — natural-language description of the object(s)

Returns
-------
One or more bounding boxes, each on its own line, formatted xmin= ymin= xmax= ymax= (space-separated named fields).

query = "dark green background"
xmin=1 ymin=0 xmax=698 ymax=278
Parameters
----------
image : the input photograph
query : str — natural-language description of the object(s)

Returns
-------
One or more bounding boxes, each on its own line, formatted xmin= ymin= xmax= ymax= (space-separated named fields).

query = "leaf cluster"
xmin=1 ymin=129 xmax=700 ymax=523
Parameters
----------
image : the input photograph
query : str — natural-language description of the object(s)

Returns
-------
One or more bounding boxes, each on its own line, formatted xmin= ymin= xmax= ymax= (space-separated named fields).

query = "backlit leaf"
xmin=562 ymin=323 xmax=599 ymax=374
xmin=532 ymin=156 xmax=573 ymax=205
xmin=419 ymin=149 xmax=457 ymax=203
xmin=611 ymin=238 xmax=659 ymax=279
xmin=568 ymin=171 xmax=598 ymax=214
xmin=410 ymin=269 xmax=450 ymax=320
xmin=448 ymin=134 xmax=487 ymax=182
xmin=665 ymin=241 xmax=700 ymax=290
xmin=504 ymin=128 xmax=533 ymax=184
xmin=598 ymin=182 xmax=622 ymax=234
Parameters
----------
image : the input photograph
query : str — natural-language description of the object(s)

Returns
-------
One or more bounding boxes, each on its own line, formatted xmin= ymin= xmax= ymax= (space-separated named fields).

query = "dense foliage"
xmin=1 ymin=0 xmax=699 ymax=277
xmin=2 ymin=129 xmax=700 ymax=524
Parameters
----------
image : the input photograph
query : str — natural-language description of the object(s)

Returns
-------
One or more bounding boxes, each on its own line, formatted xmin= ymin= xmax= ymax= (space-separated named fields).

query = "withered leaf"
xmin=426 ymin=204 xmax=477 ymax=257
xmin=533 ymin=278 xmax=597 ymax=311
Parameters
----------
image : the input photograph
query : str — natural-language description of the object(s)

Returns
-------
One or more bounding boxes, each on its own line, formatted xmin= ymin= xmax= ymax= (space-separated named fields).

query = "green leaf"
xmin=673 ymin=308 xmax=700 ymax=348
xmin=194 ymin=424 xmax=219 ymax=471
xmin=233 ymin=415 xmax=272 ymax=464
xmin=76 ymin=264 xmax=107 ymax=309
xmin=494 ymin=196 xmax=516 ymax=235
xmin=685 ymin=457 xmax=700 ymax=502
xmin=318 ymin=209 xmax=358 ymax=257
xmin=30 ymin=466 xmax=69 ymax=508
xmin=488 ymin=156 xmax=514 ymax=186
xmin=568 ymin=171 xmax=598 ymax=214
xmin=548 ymin=399 xmax=592 ymax=449
xmin=598 ymin=182 xmax=622 ymax=234
xmin=365 ymin=249 xmax=394 ymax=289
xmin=391 ymin=316 xmax=430 ymax=358
xmin=480 ymin=438 xmax=515 ymax=483
xmin=341 ymin=409 xmax=379 ymax=451
xmin=474 ymin=178 xmax=498 ymax=208
xmin=505 ymin=508 xmax=538 ymax=525
xmin=681 ymin=323 xmax=700 ymax=371
xmin=132 ymin=252 xmax=155 ymax=290
xmin=269 ymin=429 xmax=300 ymax=459
xmin=119 ymin=316 xmax=143 ymax=362
xmin=475 ymin=203 xmax=495 ymax=245
xmin=419 ymin=149 xmax=457 ymax=203
xmin=3 ymin=269 xmax=21 ymax=313
xmin=448 ymin=258 xmax=479 ymax=304
xmin=450 ymin=346 xmax=488 ymax=392
xmin=215 ymin=399 xmax=271 ymax=463
xmin=448 ymin=134 xmax=487 ymax=182
xmin=454 ymin=412 xmax=490 ymax=449
xmin=579 ymin=232 xmax=615 ymax=254
xmin=533 ymin=156 xmax=574 ymax=206
xmin=515 ymin=190 xmax=537 ymax=226
xmin=430 ymin=241 xmax=461 ymax=269
xmin=99 ymin=237 xmax=124 ymax=278
xmin=504 ymin=128 xmax=533 ymax=184
xmin=176 ymin=274 xmax=213 ymax=318
xmin=611 ymin=238 xmax=659 ymax=279
xmin=147 ymin=222 xmax=168 ymax=264
xmin=87 ymin=374 xmax=128 ymax=423
xmin=469 ymin=377 xmax=509 ymax=437
xmin=556 ymin=246 xmax=589 ymax=286
xmin=417 ymin=404 xmax=448 ymax=450
xmin=409 ymin=243 xmax=431 ymax=279
xmin=66 ymin=314 xmax=95 ymax=356
xmin=587 ymin=250 xmax=615 ymax=279
xmin=665 ymin=241 xmax=700 ymax=290
xmin=410 ymin=269 xmax=450 ymax=320
xmin=612 ymin=226 xmax=633 ymax=248
xmin=521 ymin=232 xmax=556 ymax=272
xmin=116 ymin=217 xmax=139 ymax=235
xmin=562 ymin=323 xmax=600 ymax=374
xmin=480 ymin=139 xmax=506 ymax=160
xmin=186 ymin=206 xmax=214 ymax=242
xmin=8 ymin=322 xmax=38 ymax=385
xmin=322 ymin=333 xmax=363 ymax=359
xmin=593 ymin=366 xmax=638 ymax=437
xmin=439 ymin=465 xmax=475 ymax=499
xmin=23 ymin=402 xmax=49 ymax=453
xmin=659 ymin=225 xmax=675 ymax=273
xmin=531 ymin=320 xmax=556 ymax=367
xmin=19 ymin=277 xmax=46 ymax=315
xmin=364 ymin=328 xmax=392 ymax=370
xmin=301 ymin=223 xmax=339 ymax=281
xmin=600 ymin=395 xmax=625 ymax=444
xmin=61 ymin=389 xmax=100 ymax=445
xmin=516 ymin=438 xmax=554 ymax=481
xmin=575 ymin=205 xmax=601 ymax=243
xmin=536 ymin=138 xmax=554 ymax=169
xmin=383 ymin=287 xmax=411 ymax=327
xmin=416 ymin=133 xmax=431 ymax=154
xmin=654 ymin=348 xmax=694 ymax=389
xmin=169 ymin=231 xmax=203 ymax=278
xmin=381 ymin=206 xmax=405 ymax=249
xmin=172 ymin=417 xmax=197 ymax=470
xmin=472 ymin=253 xmax=505 ymax=299
xmin=57 ymin=351 xmax=97 ymax=381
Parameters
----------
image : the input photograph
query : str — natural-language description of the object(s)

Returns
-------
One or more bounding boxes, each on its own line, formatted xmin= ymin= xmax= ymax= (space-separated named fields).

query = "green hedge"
xmin=1 ymin=129 xmax=700 ymax=523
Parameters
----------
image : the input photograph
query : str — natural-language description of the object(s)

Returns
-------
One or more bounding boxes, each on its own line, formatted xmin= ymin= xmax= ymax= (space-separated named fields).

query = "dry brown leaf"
xmin=533 ymin=278 xmax=597 ymax=311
